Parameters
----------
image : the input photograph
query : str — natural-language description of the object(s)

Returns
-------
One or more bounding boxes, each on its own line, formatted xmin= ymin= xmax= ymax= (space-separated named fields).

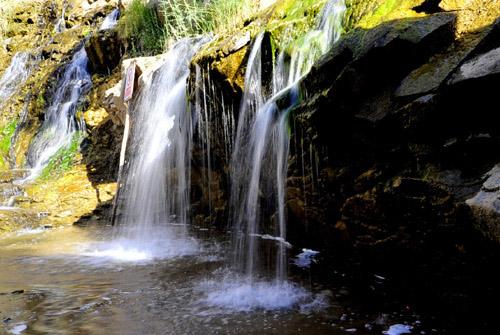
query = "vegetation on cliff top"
xmin=118 ymin=0 xmax=259 ymax=55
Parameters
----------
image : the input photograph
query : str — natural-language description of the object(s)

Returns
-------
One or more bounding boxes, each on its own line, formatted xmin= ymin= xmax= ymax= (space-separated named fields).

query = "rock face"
xmin=448 ymin=47 xmax=500 ymax=84
xmin=306 ymin=12 xmax=456 ymax=124
xmin=186 ymin=3 xmax=500 ymax=332
xmin=290 ymin=10 xmax=500 ymax=248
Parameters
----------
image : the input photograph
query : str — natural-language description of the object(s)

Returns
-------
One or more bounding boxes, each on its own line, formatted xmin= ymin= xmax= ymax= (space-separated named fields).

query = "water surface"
xmin=0 ymin=225 xmax=350 ymax=335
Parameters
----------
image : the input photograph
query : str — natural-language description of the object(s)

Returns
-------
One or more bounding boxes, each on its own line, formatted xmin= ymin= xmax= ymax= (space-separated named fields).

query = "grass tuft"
xmin=118 ymin=0 xmax=166 ymax=55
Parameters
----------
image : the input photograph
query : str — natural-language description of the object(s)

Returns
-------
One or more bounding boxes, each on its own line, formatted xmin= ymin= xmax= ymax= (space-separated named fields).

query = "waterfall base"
xmin=197 ymin=271 xmax=328 ymax=313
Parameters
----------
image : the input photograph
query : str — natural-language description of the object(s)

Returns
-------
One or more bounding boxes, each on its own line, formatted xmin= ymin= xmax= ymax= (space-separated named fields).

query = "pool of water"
xmin=0 ymin=225 xmax=356 ymax=335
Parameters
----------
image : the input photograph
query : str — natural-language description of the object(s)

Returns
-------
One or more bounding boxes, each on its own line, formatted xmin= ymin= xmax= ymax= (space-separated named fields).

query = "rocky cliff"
xmin=1 ymin=0 xmax=499 ymax=332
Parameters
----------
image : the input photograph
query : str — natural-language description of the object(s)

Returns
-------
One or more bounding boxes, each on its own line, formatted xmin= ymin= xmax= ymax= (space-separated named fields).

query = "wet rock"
xmin=192 ymin=30 xmax=254 ymax=98
xmin=395 ymin=40 xmax=480 ymax=97
xmin=103 ymin=83 xmax=126 ymax=125
xmin=348 ymin=12 xmax=456 ymax=61
xmin=85 ymin=29 xmax=124 ymax=74
xmin=308 ymin=12 xmax=456 ymax=126
xmin=341 ymin=193 xmax=384 ymax=223
xmin=466 ymin=164 xmax=500 ymax=243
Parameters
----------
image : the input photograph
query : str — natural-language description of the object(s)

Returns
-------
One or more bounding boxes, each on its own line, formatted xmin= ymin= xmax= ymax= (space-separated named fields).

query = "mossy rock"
xmin=344 ymin=0 xmax=425 ymax=30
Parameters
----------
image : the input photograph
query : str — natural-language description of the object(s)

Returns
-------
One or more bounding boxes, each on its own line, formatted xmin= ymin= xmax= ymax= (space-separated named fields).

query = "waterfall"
xmin=54 ymin=2 xmax=67 ymax=34
xmin=112 ymin=37 xmax=208 ymax=258
xmin=230 ymin=0 xmax=346 ymax=282
xmin=0 ymin=52 xmax=33 ymax=109
xmin=100 ymin=9 xmax=120 ymax=31
xmin=22 ymin=47 xmax=91 ymax=182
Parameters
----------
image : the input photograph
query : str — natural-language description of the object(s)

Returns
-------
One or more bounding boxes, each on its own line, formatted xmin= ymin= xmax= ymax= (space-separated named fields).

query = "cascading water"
xmin=0 ymin=52 xmax=34 ymax=109
xmin=54 ymin=3 xmax=67 ymax=34
xmin=99 ymin=37 xmax=209 ymax=261
xmin=204 ymin=0 xmax=346 ymax=309
xmin=201 ymin=0 xmax=345 ymax=313
xmin=21 ymin=47 xmax=91 ymax=182
xmin=100 ymin=8 xmax=120 ymax=31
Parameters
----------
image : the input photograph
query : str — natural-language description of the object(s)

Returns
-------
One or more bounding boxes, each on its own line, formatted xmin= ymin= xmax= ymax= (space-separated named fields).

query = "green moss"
xmin=345 ymin=0 xmax=423 ymax=30
xmin=0 ymin=120 xmax=17 ymax=170
xmin=267 ymin=0 xmax=328 ymax=50
xmin=361 ymin=0 xmax=399 ymax=27
xmin=39 ymin=132 xmax=84 ymax=180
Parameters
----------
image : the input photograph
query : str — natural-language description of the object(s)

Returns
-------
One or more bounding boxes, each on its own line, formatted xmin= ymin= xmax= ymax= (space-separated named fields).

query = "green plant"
xmin=39 ymin=131 xmax=84 ymax=180
xmin=0 ymin=120 xmax=17 ymax=169
xmin=207 ymin=0 xmax=257 ymax=34
xmin=160 ymin=0 xmax=212 ymax=43
xmin=118 ymin=0 xmax=166 ymax=55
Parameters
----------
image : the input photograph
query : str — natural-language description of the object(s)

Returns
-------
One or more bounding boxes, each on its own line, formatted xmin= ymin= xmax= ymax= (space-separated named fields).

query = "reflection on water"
xmin=0 ymin=226 xmax=344 ymax=335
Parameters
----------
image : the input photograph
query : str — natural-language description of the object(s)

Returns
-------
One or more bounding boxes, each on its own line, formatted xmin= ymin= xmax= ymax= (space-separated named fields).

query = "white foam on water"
xmin=197 ymin=273 xmax=327 ymax=314
xmin=294 ymin=248 xmax=320 ymax=268
xmin=299 ymin=292 xmax=329 ymax=314
xmin=383 ymin=324 xmax=413 ymax=335
xmin=77 ymin=233 xmax=200 ymax=264
xmin=15 ymin=227 xmax=47 ymax=236
xmin=9 ymin=324 xmax=27 ymax=335
xmin=80 ymin=245 xmax=150 ymax=262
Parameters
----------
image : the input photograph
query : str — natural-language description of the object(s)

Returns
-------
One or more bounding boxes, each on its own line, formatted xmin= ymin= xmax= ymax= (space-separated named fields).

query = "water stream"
xmin=21 ymin=47 xmax=91 ymax=182
xmin=100 ymin=9 xmax=120 ymax=31
xmin=107 ymin=37 xmax=209 ymax=260
xmin=230 ymin=0 xmax=346 ymax=284
xmin=0 ymin=52 xmax=34 ymax=110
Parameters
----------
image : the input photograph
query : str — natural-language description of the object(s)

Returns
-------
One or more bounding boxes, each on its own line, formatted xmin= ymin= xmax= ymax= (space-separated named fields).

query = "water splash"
xmin=113 ymin=37 xmax=208 ymax=256
xmin=383 ymin=324 xmax=413 ymax=335
xmin=293 ymin=248 xmax=320 ymax=268
xmin=230 ymin=0 xmax=346 ymax=284
xmin=21 ymin=47 xmax=91 ymax=182
xmin=79 ymin=229 xmax=200 ymax=263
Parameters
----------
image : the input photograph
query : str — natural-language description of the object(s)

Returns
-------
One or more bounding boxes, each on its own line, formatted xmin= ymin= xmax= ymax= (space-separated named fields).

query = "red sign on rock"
xmin=123 ymin=62 xmax=136 ymax=102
